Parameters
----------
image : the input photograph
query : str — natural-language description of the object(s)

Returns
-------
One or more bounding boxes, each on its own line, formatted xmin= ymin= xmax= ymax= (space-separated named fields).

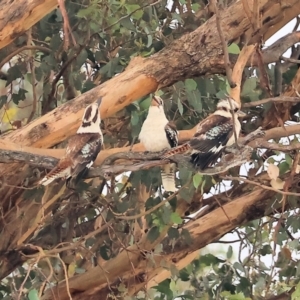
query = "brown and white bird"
xmin=39 ymin=97 xmax=103 ymax=187
xmin=139 ymin=95 xmax=178 ymax=192
xmin=164 ymin=97 xmax=246 ymax=170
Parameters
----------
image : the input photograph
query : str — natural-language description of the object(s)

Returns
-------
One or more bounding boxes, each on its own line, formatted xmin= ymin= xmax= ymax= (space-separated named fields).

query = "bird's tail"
xmin=162 ymin=143 xmax=191 ymax=159
xmin=161 ymin=163 xmax=176 ymax=192
xmin=38 ymin=163 xmax=69 ymax=186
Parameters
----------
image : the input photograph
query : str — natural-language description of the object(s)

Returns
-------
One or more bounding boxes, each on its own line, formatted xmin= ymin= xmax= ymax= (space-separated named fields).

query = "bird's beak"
xmin=96 ymin=97 xmax=102 ymax=106
xmin=237 ymin=110 xmax=246 ymax=117
xmin=151 ymin=96 xmax=161 ymax=106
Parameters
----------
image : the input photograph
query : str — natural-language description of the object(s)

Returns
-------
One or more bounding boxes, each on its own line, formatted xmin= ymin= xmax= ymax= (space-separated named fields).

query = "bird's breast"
xmin=139 ymin=118 xmax=170 ymax=151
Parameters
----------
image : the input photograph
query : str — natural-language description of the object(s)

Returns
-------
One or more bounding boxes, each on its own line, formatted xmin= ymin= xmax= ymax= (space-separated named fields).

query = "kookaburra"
xmin=39 ymin=97 xmax=103 ymax=187
xmin=139 ymin=95 xmax=178 ymax=192
xmin=164 ymin=97 xmax=246 ymax=170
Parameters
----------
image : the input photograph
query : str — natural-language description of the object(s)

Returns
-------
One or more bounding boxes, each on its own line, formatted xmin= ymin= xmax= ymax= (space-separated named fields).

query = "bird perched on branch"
xmin=139 ymin=95 xmax=178 ymax=192
xmin=164 ymin=97 xmax=246 ymax=170
xmin=39 ymin=97 xmax=103 ymax=188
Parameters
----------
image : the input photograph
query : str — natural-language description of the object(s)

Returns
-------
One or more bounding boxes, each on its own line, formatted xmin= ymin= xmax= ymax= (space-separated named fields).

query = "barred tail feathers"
xmin=38 ymin=163 xmax=71 ymax=186
xmin=161 ymin=163 xmax=176 ymax=192
xmin=162 ymin=143 xmax=190 ymax=159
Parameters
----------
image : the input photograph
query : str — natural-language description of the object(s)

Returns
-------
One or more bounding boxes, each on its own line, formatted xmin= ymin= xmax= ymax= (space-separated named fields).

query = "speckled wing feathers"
xmin=189 ymin=114 xmax=233 ymax=169
xmin=164 ymin=121 xmax=178 ymax=148
xmin=39 ymin=133 xmax=102 ymax=186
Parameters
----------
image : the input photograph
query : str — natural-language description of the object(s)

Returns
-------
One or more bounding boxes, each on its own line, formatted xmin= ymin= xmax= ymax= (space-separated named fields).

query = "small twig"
xmin=110 ymin=187 xmax=182 ymax=220
xmin=211 ymin=0 xmax=236 ymax=88
xmin=280 ymin=56 xmax=300 ymax=64
xmin=17 ymin=264 xmax=33 ymax=300
xmin=228 ymin=97 xmax=239 ymax=146
xmin=27 ymin=57 xmax=38 ymax=124
xmin=281 ymin=151 xmax=300 ymax=212
xmin=243 ymin=96 xmax=300 ymax=107
xmin=58 ymin=0 xmax=77 ymax=50
xmin=0 ymin=46 xmax=51 ymax=71
xmin=223 ymin=176 xmax=300 ymax=197
xmin=251 ymin=139 xmax=300 ymax=152
xmin=292 ymin=17 xmax=300 ymax=32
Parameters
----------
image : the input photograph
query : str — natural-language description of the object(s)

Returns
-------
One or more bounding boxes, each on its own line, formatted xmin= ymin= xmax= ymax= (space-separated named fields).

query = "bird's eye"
xmin=234 ymin=108 xmax=238 ymax=112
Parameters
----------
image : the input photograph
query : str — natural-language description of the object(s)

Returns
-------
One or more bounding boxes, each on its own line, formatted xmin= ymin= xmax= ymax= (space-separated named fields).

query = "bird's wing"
xmin=67 ymin=133 xmax=102 ymax=178
xmin=164 ymin=121 xmax=178 ymax=148
xmin=189 ymin=114 xmax=233 ymax=153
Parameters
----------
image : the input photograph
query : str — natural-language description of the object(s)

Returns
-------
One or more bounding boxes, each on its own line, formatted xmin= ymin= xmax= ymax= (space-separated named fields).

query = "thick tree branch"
xmin=0 ymin=0 xmax=58 ymax=49
xmin=243 ymin=96 xmax=300 ymax=107
xmin=230 ymin=45 xmax=256 ymax=103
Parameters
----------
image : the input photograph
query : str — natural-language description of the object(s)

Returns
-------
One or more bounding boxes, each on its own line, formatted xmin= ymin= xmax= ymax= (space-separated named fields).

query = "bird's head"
xmin=216 ymin=97 xmax=246 ymax=118
xmin=77 ymin=97 xmax=102 ymax=133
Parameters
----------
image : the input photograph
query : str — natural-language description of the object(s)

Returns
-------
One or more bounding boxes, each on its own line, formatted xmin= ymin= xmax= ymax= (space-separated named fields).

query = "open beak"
xmin=151 ymin=95 xmax=161 ymax=106
xmin=237 ymin=110 xmax=246 ymax=117
xmin=96 ymin=97 xmax=102 ymax=106
xmin=153 ymin=96 xmax=161 ymax=105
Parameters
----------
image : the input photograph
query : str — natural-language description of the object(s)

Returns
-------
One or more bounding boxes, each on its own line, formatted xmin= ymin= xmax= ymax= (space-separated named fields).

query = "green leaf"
xmin=185 ymin=79 xmax=197 ymax=92
xmin=28 ymin=289 xmax=39 ymax=300
xmin=161 ymin=205 xmax=171 ymax=224
xmin=191 ymin=3 xmax=201 ymax=11
xmin=147 ymin=226 xmax=160 ymax=242
xmin=16 ymin=88 xmax=27 ymax=102
xmin=144 ymin=26 xmax=153 ymax=48
xmin=292 ymin=283 xmax=300 ymax=300
xmin=285 ymin=154 xmax=293 ymax=166
xmin=99 ymin=245 xmax=111 ymax=260
xmin=82 ymin=80 xmax=96 ymax=93
xmin=179 ymin=269 xmax=190 ymax=281
xmin=75 ymin=267 xmax=86 ymax=274
xmin=198 ymin=253 xmax=224 ymax=266
xmin=131 ymin=111 xmax=139 ymax=126
xmin=186 ymin=89 xmax=202 ymax=113
xmin=278 ymin=161 xmax=290 ymax=175
xmin=125 ymin=4 xmax=143 ymax=20
xmin=233 ymin=262 xmax=245 ymax=273
xmin=120 ymin=16 xmax=136 ymax=31
xmin=0 ymin=95 xmax=7 ymax=109
xmin=177 ymin=97 xmax=183 ymax=115
xmin=76 ymin=49 xmax=88 ymax=68
xmin=227 ymin=245 xmax=233 ymax=259
xmin=170 ymin=212 xmax=183 ymax=224
xmin=181 ymin=228 xmax=192 ymax=245
xmin=6 ymin=65 xmax=23 ymax=85
xmin=153 ymin=279 xmax=173 ymax=298
xmin=259 ymin=244 xmax=272 ymax=256
xmin=228 ymin=43 xmax=240 ymax=54
xmin=241 ymin=78 xmax=257 ymax=97
xmin=50 ymin=34 xmax=62 ymax=50
xmin=193 ymin=173 xmax=202 ymax=188
xmin=35 ymin=66 xmax=43 ymax=81
xmin=168 ymin=227 xmax=179 ymax=239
